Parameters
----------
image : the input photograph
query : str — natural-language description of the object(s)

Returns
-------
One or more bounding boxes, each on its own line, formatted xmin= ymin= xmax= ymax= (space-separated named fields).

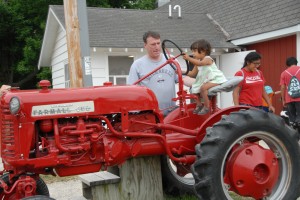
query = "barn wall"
xmin=247 ymin=35 xmax=296 ymax=114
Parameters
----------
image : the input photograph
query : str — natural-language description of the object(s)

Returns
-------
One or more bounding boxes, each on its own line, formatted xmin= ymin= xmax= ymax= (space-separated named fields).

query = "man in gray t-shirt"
xmin=127 ymin=31 xmax=177 ymax=115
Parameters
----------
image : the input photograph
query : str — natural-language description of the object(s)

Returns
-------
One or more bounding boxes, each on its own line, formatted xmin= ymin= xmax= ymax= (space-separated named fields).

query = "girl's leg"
xmin=194 ymin=93 xmax=201 ymax=105
xmin=200 ymin=82 xmax=219 ymax=108
xmin=193 ymin=94 xmax=203 ymax=113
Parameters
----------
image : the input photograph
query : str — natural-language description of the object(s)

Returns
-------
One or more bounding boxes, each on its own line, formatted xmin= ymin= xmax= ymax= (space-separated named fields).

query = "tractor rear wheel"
xmin=192 ymin=109 xmax=300 ymax=200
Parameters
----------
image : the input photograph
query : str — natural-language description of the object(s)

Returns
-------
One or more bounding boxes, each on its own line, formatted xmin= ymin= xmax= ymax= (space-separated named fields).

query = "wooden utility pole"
xmin=63 ymin=0 xmax=93 ymax=88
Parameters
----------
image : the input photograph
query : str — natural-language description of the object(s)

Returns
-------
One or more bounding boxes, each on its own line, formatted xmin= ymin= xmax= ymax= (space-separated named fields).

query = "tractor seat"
xmin=208 ymin=76 xmax=243 ymax=96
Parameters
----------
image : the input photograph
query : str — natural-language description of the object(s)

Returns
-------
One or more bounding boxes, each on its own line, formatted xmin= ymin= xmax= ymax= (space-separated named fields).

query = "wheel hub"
xmin=225 ymin=143 xmax=279 ymax=199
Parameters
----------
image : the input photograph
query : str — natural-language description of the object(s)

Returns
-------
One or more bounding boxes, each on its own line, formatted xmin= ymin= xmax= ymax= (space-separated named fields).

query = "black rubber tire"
xmin=161 ymin=39 xmax=190 ymax=75
xmin=35 ymin=177 xmax=50 ymax=197
xmin=22 ymin=195 xmax=55 ymax=200
xmin=0 ymin=174 xmax=50 ymax=199
xmin=192 ymin=108 xmax=300 ymax=200
xmin=161 ymin=155 xmax=194 ymax=196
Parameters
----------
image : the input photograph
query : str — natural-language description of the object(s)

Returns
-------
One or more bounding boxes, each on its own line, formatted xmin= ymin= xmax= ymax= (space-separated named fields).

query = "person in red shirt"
xmin=280 ymin=57 xmax=300 ymax=127
xmin=233 ymin=52 xmax=275 ymax=112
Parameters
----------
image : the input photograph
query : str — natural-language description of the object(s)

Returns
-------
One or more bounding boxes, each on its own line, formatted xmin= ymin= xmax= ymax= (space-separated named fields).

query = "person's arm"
xmin=280 ymin=84 xmax=286 ymax=107
xmin=262 ymin=89 xmax=275 ymax=112
xmin=186 ymin=65 xmax=198 ymax=78
xmin=274 ymin=91 xmax=281 ymax=95
xmin=232 ymin=85 xmax=241 ymax=106
xmin=183 ymin=54 xmax=212 ymax=66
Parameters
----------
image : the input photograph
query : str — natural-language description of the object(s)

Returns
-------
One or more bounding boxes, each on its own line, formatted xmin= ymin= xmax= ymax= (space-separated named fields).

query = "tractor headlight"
xmin=9 ymin=97 xmax=20 ymax=115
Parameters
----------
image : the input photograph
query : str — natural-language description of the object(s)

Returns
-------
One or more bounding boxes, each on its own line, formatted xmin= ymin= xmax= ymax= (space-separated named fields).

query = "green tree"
xmin=0 ymin=0 xmax=156 ymax=89
xmin=0 ymin=0 xmax=63 ymax=88
xmin=129 ymin=0 xmax=156 ymax=10
xmin=0 ymin=1 xmax=18 ymax=86
xmin=87 ymin=0 xmax=156 ymax=9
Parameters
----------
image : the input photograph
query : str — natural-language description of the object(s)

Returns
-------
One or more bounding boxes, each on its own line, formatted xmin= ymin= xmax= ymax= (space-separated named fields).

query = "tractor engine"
xmin=0 ymin=81 xmax=161 ymax=177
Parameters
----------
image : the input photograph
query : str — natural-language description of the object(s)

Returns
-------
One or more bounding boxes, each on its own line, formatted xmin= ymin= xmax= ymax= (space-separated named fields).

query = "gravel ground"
xmin=47 ymin=177 xmax=85 ymax=200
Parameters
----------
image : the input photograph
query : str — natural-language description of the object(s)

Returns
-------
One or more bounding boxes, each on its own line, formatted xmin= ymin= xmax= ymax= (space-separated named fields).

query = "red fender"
xmin=196 ymin=105 xmax=251 ymax=143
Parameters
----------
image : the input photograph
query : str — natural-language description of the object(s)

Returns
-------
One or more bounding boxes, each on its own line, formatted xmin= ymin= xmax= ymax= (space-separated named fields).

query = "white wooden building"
xmin=38 ymin=1 xmax=300 ymax=109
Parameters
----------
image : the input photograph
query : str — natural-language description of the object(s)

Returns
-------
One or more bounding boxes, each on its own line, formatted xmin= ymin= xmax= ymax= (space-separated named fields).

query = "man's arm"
xmin=280 ymin=84 xmax=286 ymax=107
xmin=274 ymin=91 xmax=281 ymax=95
xmin=279 ymin=72 xmax=286 ymax=107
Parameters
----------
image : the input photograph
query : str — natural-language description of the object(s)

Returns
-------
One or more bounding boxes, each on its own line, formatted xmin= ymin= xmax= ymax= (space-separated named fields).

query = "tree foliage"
xmin=0 ymin=0 xmax=156 ymax=89
xmin=0 ymin=0 xmax=62 ymax=88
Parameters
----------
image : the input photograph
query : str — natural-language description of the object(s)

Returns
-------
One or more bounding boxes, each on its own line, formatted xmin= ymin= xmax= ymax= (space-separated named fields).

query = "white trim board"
xmin=231 ymin=24 xmax=300 ymax=45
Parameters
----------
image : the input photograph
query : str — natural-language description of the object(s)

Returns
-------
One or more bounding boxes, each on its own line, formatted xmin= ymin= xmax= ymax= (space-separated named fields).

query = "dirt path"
xmin=47 ymin=177 xmax=84 ymax=200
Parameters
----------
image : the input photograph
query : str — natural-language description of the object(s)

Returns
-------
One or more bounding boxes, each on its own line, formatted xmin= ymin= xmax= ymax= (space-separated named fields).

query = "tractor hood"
xmin=1 ymin=84 xmax=160 ymax=121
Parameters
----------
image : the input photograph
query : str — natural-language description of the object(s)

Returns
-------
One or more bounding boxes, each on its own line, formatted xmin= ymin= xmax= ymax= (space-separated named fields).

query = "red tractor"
xmin=0 ymin=40 xmax=300 ymax=200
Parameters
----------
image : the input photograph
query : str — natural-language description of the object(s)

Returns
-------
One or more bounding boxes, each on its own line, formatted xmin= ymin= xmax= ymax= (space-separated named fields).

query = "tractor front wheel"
xmin=192 ymin=109 xmax=300 ymax=200
xmin=161 ymin=155 xmax=194 ymax=196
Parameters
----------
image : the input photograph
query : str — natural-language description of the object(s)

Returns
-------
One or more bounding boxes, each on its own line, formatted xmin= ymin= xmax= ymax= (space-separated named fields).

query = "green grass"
xmin=164 ymin=195 xmax=197 ymax=200
xmin=229 ymin=192 xmax=253 ymax=200
xmin=164 ymin=193 xmax=253 ymax=200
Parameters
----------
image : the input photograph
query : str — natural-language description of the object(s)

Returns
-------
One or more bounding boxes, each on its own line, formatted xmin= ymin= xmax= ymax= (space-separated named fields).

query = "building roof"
xmin=39 ymin=1 xmax=300 ymax=68
xmin=157 ymin=0 xmax=300 ymax=40
xmin=50 ymin=5 xmax=236 ymax=48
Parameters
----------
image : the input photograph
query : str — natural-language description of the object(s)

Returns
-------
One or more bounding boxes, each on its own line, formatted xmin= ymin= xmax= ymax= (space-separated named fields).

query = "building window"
xmin=108 ymin=56 xmax=133 ymax=85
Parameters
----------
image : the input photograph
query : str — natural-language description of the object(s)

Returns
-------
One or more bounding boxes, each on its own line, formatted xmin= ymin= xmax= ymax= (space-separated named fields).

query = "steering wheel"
xmin=161 ymin=39 xmax=191 ymax=75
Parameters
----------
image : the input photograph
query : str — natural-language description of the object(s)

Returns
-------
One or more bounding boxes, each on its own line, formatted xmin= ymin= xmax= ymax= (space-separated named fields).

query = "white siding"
xmin=51 ymin=27 xmax=68 ymax=88
xmin=52 ymin=61 xmax=65 ymax=89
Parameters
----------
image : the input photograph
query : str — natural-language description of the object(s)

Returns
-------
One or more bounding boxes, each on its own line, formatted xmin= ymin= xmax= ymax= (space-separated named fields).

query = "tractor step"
xmin=79 ymin=171 xmax=120 ymax=199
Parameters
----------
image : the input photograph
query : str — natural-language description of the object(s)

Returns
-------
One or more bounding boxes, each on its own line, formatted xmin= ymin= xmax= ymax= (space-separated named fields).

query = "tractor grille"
xmin=0 ymin=104 xmax=16 ymax=157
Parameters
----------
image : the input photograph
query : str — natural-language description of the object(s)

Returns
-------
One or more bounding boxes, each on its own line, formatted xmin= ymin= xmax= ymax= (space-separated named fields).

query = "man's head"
xmin=143 ymin=31 xmax=161 ymax=60
xmin=286 ymin=57 xmax=298 ymax=67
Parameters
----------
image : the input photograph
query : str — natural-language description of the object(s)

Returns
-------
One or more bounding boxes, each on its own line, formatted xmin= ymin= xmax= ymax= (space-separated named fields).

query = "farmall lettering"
xmin=31 ymin=101 xmax=94 ymax=116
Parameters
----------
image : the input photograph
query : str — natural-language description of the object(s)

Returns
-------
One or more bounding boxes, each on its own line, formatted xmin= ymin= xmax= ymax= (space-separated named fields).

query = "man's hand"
xmin=269 ymin=105 xmax=275 ymax=113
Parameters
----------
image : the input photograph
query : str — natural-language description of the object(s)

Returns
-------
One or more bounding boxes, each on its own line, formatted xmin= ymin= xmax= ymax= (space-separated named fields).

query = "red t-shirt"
xmin=235 ymin=69 xmax=265 ymax=106
xmin=280 ymin=65 xmax=300 ymax=103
